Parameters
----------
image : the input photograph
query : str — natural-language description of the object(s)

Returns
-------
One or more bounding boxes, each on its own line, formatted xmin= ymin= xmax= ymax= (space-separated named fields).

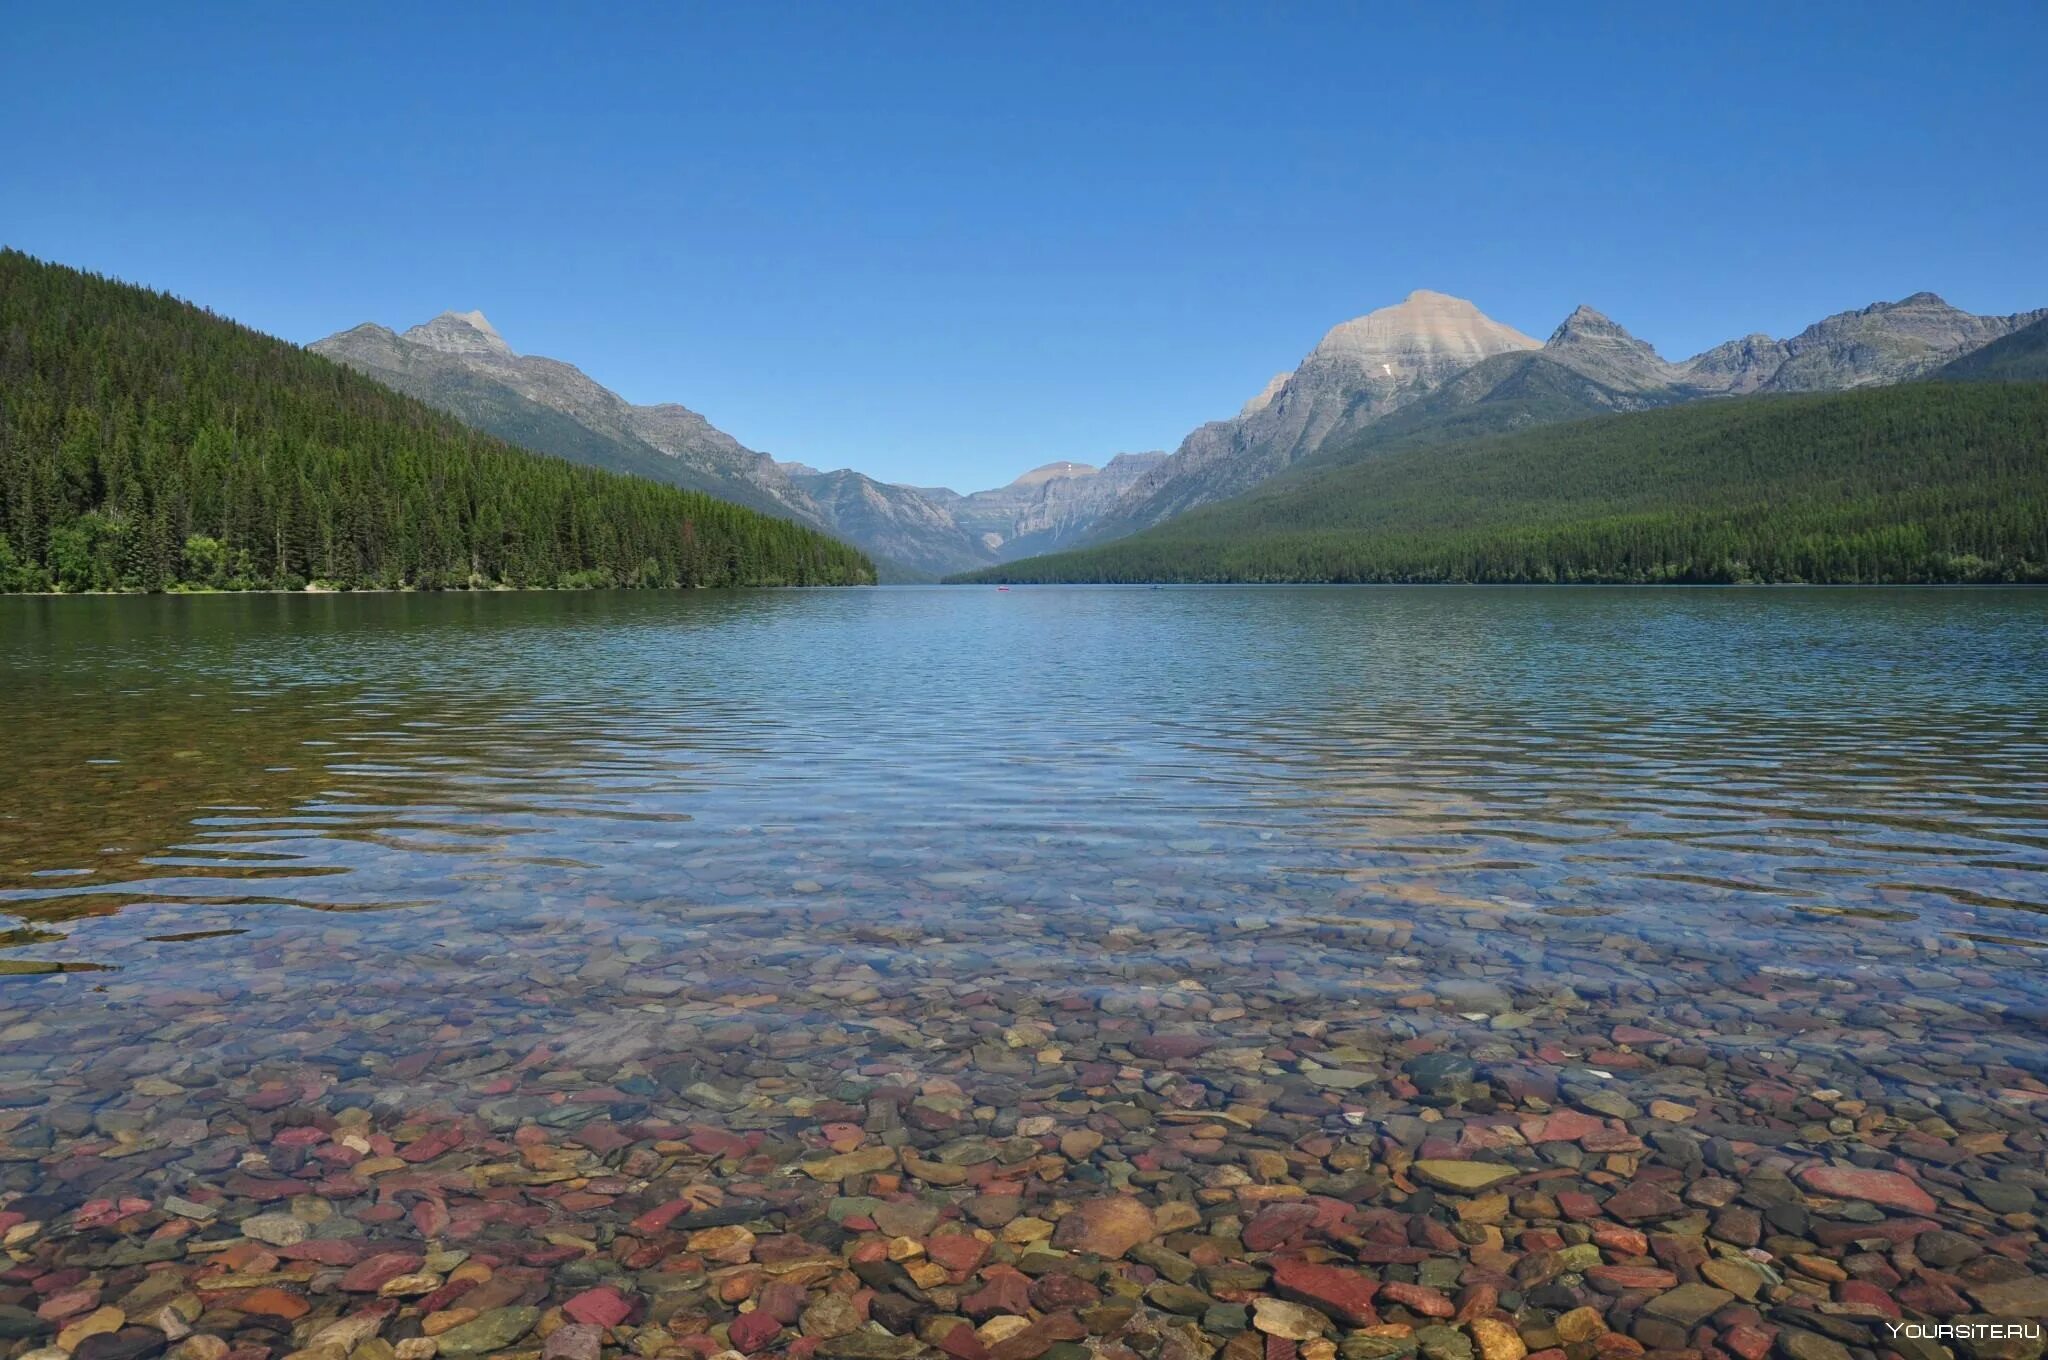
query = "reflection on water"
xmin=1 ymin=586 xmax=2045 ymax=1102
xmin=4 ymin=584 xmax=2045 ymax=1352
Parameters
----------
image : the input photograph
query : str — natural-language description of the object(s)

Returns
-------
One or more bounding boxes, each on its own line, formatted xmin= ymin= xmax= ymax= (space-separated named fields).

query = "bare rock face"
xmin=1677 ymin=294 xmax=2048 ymax=394
xmin=1099 ymin=291 xmax=1539 ymax=534
xmin=313 ymin=312 xmax=1005 ymax=578
xmin=1239 ymin=373 xmax=1290 ymax=418
xmin=314 ymin=287 xmax=2045 ymax=575
xmin=1760 ymin=292 xmax=2048 ymax=391
xmin=312 ymin=312 xmax=801 ymax=522
xmin=1543 ymin=306 xmax=1682 ymax=393
xmin=1311 ymin=289 xmax=1540 ymax=377
xmin=778 ymin=469 xmax=993 ymax=578
xmin=312 ymin=310 xmax=1169 ymax=577
xmin=403 ymin=310 xmax=515 ymax=361
xmin=1083 ymin=288 xmax=2042 ymax=550
xmin=943 ymin=453 xmax=1167 ymax=559
xmin=1677 ymin=332 xmax=1789 ymax=395
xmin=1262 ymin=290 xmax=1540 ymax=455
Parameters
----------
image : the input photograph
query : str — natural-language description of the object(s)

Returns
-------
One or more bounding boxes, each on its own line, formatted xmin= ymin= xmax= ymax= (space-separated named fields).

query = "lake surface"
xmin=2 ymin=587 xmax=2045 ymax=1342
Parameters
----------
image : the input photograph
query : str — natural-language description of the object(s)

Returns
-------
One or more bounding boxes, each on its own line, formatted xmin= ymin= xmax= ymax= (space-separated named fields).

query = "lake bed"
xmin=2 ymin=586 xmax=2045 ymax=1355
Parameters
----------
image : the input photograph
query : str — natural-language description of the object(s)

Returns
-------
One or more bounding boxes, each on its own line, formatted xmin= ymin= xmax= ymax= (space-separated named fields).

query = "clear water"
xmin=2 ymin=585 xmax=2045 ymax=1115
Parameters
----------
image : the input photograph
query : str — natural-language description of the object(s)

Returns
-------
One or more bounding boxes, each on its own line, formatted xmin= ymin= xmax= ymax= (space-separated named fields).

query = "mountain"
xmin=1542 ymin=305 xmax=1688 ymax=393
xmin=1302 ymin=307 xmax=1699 ymax=466
xmin=1082 ymin=291 xmax=2045 ymax=547
xmin=312 ymin=314 xmax=1150 ymax=580
xmin=952 ymin=381 xmax=2048 ymax=586
xmin=941 ymin=454 xmax=1167 ymax=559
xmin=312 ymin=313 xmax=811 ymax=521
xmin=1934 ymin=313 xmax=2048 ymax=382
xmin=312 ymin=290 xmax=2046 ymax=576
xmin=1089 ymin=291 xmax=1541 ymax=538
xmin=775 ymin=468 xmax=990 ymax=578
xmin=0 ymin=250 xmax=873 ymax=593
xmin=1680 ymin=292 xmax=2048 ymax=393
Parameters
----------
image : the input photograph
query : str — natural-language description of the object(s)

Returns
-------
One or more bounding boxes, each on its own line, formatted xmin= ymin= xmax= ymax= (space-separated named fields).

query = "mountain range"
xmin=0 ymin=250 xmax=872 ymax=595
xmin=313 ymin=289 xmax=2045 ymax=575
xmin=1079 ymin=290 xmax=2048 ymax=542
xmin=311 ymin=316 xmax=1161 ymax=579
xmin=953 ymin=378 xmax=2048 ymax=586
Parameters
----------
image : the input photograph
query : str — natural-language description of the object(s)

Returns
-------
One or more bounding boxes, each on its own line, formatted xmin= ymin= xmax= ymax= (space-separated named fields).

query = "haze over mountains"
xmin=314 ymin=288 xmax=2045 ymax=575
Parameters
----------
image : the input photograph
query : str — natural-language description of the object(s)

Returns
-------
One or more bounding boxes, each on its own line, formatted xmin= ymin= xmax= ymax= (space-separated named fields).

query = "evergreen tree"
xmin=957 ymin=380 xmax=2048 ymax=586
xmin=0 ymin=250 xmax=875 ymax=593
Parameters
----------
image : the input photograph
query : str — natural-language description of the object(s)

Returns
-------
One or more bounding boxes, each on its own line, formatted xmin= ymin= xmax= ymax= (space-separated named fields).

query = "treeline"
xmin=0 ymin=250 xmax=874 ymax=592
xmin=954 ymin=381 xmax=2048 ymax=585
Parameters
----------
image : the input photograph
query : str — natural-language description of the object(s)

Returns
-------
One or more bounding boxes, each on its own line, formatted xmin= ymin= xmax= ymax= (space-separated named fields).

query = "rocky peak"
xmin=1767 ymin=291 xmax=2030 ymax=391
xmin=1309 ymin=290 xmax=1540 ymax=375
xmin=403 ymin=310 xmax=514 ymax=359
xmin=1011 ymin=461 xmax=1099 ymax=487
xmin=1548 ymin=305 xmax=1634 ymax=346
xmin=1543 ymin=306 xmax=1676 ymax=391
xmin=1678 ymin=333 xmax=1789 ymax=395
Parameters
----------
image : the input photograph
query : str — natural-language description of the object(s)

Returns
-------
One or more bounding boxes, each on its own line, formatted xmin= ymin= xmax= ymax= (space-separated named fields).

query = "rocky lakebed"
xmin=2 ymin=590 xmax=2044 ymax=1360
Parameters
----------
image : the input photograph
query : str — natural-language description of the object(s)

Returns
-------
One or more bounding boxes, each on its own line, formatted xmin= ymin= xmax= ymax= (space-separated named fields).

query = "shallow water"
xmin=3 ymin=587 xmax=2046 ymax=1089
xmin=1 ymin=587 xmax=2045 ymax=1345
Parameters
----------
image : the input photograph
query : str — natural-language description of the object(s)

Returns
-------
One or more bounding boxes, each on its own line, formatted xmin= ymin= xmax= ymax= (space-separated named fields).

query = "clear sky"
xmin=4 ymin=4 xmax=2045 ymax=491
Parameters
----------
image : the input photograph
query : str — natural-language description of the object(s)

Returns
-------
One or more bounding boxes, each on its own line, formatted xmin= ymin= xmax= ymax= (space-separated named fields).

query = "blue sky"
xmin=4 ymin=4 xmax=2045 ymax=490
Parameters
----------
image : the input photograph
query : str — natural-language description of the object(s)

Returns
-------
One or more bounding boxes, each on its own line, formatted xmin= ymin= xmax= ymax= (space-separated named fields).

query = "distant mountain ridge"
xmin=1935 ymin=313 xmax=2048 ymax=383
xmin=314 ymin=314 xmax=818 ymax=522
xmin=312 ymin=314 xmax=1161 ymax=578
xmin=1091 ymin=291 xmax=1541 ymax=536
xmin=315 ymin=289 xmax=2044 ymax=576
xmin=0 ymin=250 xmax=872 ymax=594
xmin=955 ymin=382 xmax=2048 ymax=587
xmin=1081 ymin=289 xmax=2048 ymax=542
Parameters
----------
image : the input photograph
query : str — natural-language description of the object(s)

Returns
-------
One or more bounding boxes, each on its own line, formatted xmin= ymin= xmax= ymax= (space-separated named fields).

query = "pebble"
xmin=431 ymin=1308 xmax=539 ymax=1357
xmin=237 ymin=1212 xmax=308 ymax=1247
xmin=1 ymin=718 xmax=2044 ymax=1360
xmin=1253 ymin=1300 xmax=1332 ymax=1341
xmin=1049 ymin=1198 xmax=1156 ymax=1258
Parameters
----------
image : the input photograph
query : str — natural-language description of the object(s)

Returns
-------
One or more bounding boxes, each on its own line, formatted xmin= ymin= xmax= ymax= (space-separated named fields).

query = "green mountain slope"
xmin=310 ymin=317 xmax=812 ymax=520
xmin=384 ymin=359 xmax=796 ymax=513
xmin=953 ymin=382 xmax=2048 ymax=585
xmin=1314 ymin=348 xmax=1686 ymax=465
xmin=1936 ymin=315 xmax=2048 ymax=383
xmin=0 ymin=250 xmax=874 ymax=591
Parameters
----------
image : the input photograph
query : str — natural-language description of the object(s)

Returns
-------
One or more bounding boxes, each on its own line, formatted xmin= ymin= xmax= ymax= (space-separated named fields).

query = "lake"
xmin=2 ymin=586 xmax=2045 ymax=1341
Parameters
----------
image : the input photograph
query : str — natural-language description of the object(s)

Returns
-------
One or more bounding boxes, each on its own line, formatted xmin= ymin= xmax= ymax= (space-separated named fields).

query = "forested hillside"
xmin=0 ymin=251 xmax=874 ymax=592
xmin=954 ymin=382 xmax=2048 ymax=585
xmin=1937 ymin=315 xmax=2048 ymax=383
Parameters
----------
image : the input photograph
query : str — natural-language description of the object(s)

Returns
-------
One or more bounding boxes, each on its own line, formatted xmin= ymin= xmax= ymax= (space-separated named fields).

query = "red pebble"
xmin=1796 ymin=1166 xmax=1937 ymax=1215
xmin=1523 ymin=1110 xmax=1608 ymax=1144
xmin=1592 ymin=1225 xmax=1649 ymax=1255
xmin=1836 ymin=1281 xmax=1900 ymax=1317
xmin=1722 ymin=1324 xmax=1774 ymax=1360
xmin=1557 ymin=1192 xmax=1603 ymax=1220
xmin=562 ymin=1287 xmax=633 ymax=1328
xmin=337 ymin=1252 xmax=424 ymax=1293
xmin=1378 ymin=1281 xmax=1454 ymax=1319
xmin=1270 ymin=1259 xmax=1379 ymax=1326
xmin=926 ymin=1235 xmax=989 ymax=1273
xmin=727 ymin=1310 xmax=782 ymax=1353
